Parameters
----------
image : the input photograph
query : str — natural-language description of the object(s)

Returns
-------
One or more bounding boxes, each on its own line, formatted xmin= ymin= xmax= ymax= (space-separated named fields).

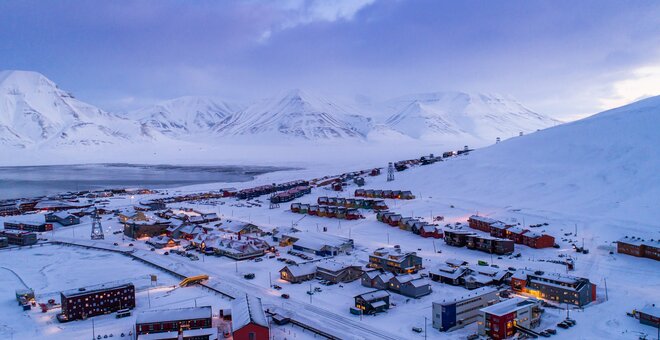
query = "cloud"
xmin=600 ymin=63 xmax=660 ymax=110
xmin=257 ymin=0 xmax=376 ymax=42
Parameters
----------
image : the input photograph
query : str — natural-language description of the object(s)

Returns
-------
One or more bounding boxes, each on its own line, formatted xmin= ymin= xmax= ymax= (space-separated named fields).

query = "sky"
xmin=1 ymin=0 xmax=660 ymax=121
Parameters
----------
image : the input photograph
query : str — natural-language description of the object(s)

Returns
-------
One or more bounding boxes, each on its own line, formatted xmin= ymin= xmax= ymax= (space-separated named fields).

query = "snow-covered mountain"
xmin=0 ymin=70 xmax=148 ymax=148
xmin=134 ymin=96 xmax=240 ymax=137
xmin=216 ymin=89 xmax=371 ymax=140
xmin=384 ymin=92 xmax=560 ymax=141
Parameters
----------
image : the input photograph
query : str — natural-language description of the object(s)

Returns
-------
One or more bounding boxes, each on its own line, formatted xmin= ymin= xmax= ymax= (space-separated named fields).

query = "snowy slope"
xmin=393 ymin=94 xmax=660 ymax=225
xmin=0 ymin=70 xmax=150 ymax=148
xmin=134 ymin=96 xmax=240 ymax=137
xmin=216 ymin=89 xmax=370 ymax=140
xmin=384 ymin=92 xmax=560 ymax=142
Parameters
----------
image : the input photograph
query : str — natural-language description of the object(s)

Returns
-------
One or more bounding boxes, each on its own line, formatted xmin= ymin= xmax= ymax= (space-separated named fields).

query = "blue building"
xmin=432 ymin=287 xmax=499 ymax=332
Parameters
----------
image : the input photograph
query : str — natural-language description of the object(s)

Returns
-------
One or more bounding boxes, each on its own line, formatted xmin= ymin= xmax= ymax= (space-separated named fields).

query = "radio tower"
xmin=387 ymin=162 xmax=395 ymax=182
xmin=90 ymin=208 xmax=104 ymax=240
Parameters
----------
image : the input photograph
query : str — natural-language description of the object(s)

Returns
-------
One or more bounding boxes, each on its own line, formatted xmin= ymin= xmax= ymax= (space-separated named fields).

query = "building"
xmin=432 ymin=287 xmax=499 ymax=332
xmin=121 ymin=212 xmax=172 ymax=239
xmin=368 ymin=247 xmax=423 ymax=274
xmin=279 ymin=264 xmax=317 ymax=283
xmin=135 ymin=200 xmax=167 ymax=211
xmin=58 ymin=283 xmax=135 ymax=322
xmin=477 ymin=297 xmax=542 ymax=339
xmin=45 ymin=212 xmax=81 ymax=226
xmin=231 ymin=294 xmax=269 ymax=340
xmin=361 ymin=271 xmax=395 ymax=290
xmin=316 ymin=261 xmax=364 ymax=283
xmin=0 ymin=230 xmax=37 ymax=246
xmin=521 ymin=231 xmax=555 ymax=249
xmin=504 ymin=226 xmax=529 ymax=244
xmin=217 ymin=220 xmax=263 ymax=235
xmin=468 ymin=215 xmax=499 ymax=232
xmin=443 ymin=230 xmax=476 ymax=247
xmin=274 ymin=231 xmax=353 ymax=256
xmin=429 ymin=263 xmax=469 ymax=286
xmin=510 ymin=269 xmax=596 ymax=306
xmin=463 ymin=266 xmax=512 ymax=290
xmin=4 ymin=220 xmax=53 ymax=232
xmin=489 ymin=222 xmax=511 ymax=238
xmin=354 ymin=290 xmax=390 ymax=314
xmin=637 ymin=304 xmax=660 ymax=328
xmin=388 ymin=275 xmax=432 ymax=298
xmin=617 ymin=236 xmax=660 ymax=261
xmin=466 ymin=235 xmax=515 ymax=255
xmin=146 ymin=236 xmax=180 ymax=249
xmin=136 ymin=306 xmax=213 ymax=336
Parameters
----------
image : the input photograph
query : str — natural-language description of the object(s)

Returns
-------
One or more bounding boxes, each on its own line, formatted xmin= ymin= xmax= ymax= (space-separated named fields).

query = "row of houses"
xmin=156 ymin=208 xmax=220 ymax=224
xmin=236 ymin=180 xmax=309 ymax=200
xmin=269 ymin=185 xmax=312 ymax=204
xmin=290 ymin=204 xmax=364 ymax=220
xmin=3 ymin=220 xmax=53 ymax=232
xmin=361 ymin=271 xmax=432 ymax=298
xmin=510 ymin=269 xmax=596 ymax=307
xmin=617 ymin=236 xmax=659 ymax=261
xmin=0 ymin=230 xmax=37 ymax=246
xmin=279 ymin=260 xmax=363 ymax=284
xmin=317 ymin=197 xmax=389 ymax=210
xmin=376 ymin=211 xmax=441 ymax=237
xmin=354 ymin=189 xmax=415 ymax=200
xmin=159 ymin=190 xmax=231 ymax=204
xmin=468 ymin=215 xmax=555 ymax=249
xmin=444 ymin=230 xmax=515 ymax=255
xmin=429 ymin=259 xmax=512 ymax=289
xmin=273 ymin=230 xmax=354 ymax=256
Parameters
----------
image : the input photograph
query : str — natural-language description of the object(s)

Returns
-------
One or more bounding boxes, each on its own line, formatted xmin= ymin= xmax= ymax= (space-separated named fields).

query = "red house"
xmin=521 ymin=231 xmax=555 ymax=249
xmin=135 ymin=306 xmax=212 ymax=335
xmin=232 ymin=294 xmax=269 ymax=340
xmin=505 ymin=226 xmax=529 ymax=244
xmin=468 ymin=215 xmax=498 ymax=233
xmin=489 ymin=222 xmax=511 ymax=238
xmin=419 ymin=225 xmax=435 ymax=238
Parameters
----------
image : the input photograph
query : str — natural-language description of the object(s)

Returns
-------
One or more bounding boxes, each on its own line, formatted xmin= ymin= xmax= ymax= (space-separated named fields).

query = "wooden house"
xmin=489 ymin=222 xmax=511 ymax=238
xmin=444 ymin=230 xmax=477 ymax=247
xmin=505 ymin=226 xmax=529 ymax=244
xmin=354 ymin=290 xmax=390 ymax=315
xmin=231 ymin=295 xmax=269 ymax=340
xmin=279 ymin=264 xmax=317 ymax=283
xmin=521 ymin=231 xmax=555 ymax=249
xmin=354 ymin=189 xmax=366 ymax=197
xmin=316 ymin=261 xmax=363 ymax=283
xmin=419 ymin=224 xmax=435 ymax=238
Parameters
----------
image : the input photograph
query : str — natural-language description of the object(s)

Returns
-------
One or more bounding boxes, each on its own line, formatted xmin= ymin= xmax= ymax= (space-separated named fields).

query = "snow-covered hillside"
xmin=134 ymin=96 xmax=240 ymax=137
xmin=384 ymin=92 xmax=560 ymax=142
xmin=394 ymin=94 xmax=660 ymax=226
xmin=0 ymin=70 xmax=150 ymax=148
xmin=216 ymin=89 xmax=370 ymax=140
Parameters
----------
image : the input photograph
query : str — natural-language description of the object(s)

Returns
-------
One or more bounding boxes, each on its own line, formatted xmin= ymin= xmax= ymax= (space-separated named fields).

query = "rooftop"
xmin=480 ymin=297 xmax=539 ymax=316
xmin=231 ymin=294 xmax=268 ymax=330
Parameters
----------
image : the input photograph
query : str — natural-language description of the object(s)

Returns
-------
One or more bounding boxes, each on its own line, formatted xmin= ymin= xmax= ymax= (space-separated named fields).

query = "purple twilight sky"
xmin=1 ymin=0 xmax=660 ymax=120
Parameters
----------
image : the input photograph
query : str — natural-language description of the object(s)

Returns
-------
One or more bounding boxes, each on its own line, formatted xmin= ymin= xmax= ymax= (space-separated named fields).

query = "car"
xmin=113 ymin=242 xmax=119 ymax=246
xmin=565 ymin=318 xmax=576 ymax=326
xmin=272 ymin=285 xmax=282 ymax=290
xmin=546 ymin=329 xmax=557 ymax=335
xmin=314 ymin=287 xmax=322 ymax=292
xmin=128 ymin=243 xmax=134 ymax=247
xmin=244 ymin=273 xmax=255 ymax=280
xmin=254 ymin=258 xmax=263 ymax=262
xmin=164 ymin=252 xmax=169 ymax=255
xmin=277 ymin=258 xmax=286 ymax=262
xmin=557 ymin=322 xmax=569 ymax=329
xmin=268 ymin=255 xmax=276 ymax=259
xmin=150 ymin=248 xmax=155 ymax=251
xmin=412 ymin=327 xmax=423 ymax=333
xmin=281 ymin=293 xmax=290 ymax=299
xmin=306 ymin=291 xmax=314 ymax=295
xmin=539 ymin=331 xmax=551 ymax=337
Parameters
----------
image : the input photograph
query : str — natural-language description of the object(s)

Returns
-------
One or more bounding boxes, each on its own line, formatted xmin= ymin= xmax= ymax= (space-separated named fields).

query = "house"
xmin=0 ymin=230 xmax=37 ymax=246
xmin=429 ymin=263 xmax=469 ymax=286
xmin=388 ymin=275 xmax=432 ymax=298
xmin=135 ymin=306 xmax=213 ymax=336
xmin=463 ymin=265 xmax=512 ymax=289
xmin=468 ymin=215 xmax=498 ymax=233
xmin=489 ymin=222 xmax=511 ymax=238
xmin=58 ymin=283 xmax=135 ymax=322
xmin=280 ymin=264 xmax=317 ymax=283
xmin=361 ymin=271 xmax=395 ymax=290
xmin=4 ymin=220 xmax=53 ymax=232
xmin=146 ymin=236 xmax=180 ymax=249
xmin=213 ymin=237 xmax=270 ymax=260
xmin=505 ymin=226 xmax=529 ymax=244
xmin=135 ymin=200 xmax=167 ymax=211
xmin=444 ymin=230 xmax=477 ymax=247
xmin=466 ymin=235 xmax=515 ymax=255
xmin=316 ymin=261 xmax=364 ymax=283
xmin=521 ymin=231 xmax=555 ymax=249
xmin=432 ymin=287 xmax=499 ymax=332
xmin=122 ymin=216 xmax=171 ymax=239
xmin=231 ymin=294 xmax=269 ymax=340
xmin=354 ymin=290 xmax=390 ymax=315
xmin=617 ymin=236 xmax=660 ymax=261
xmin=45 ymin=212 xmax=81 ymax=226
xmin=510 ymin=269 xmax=596 ymax=306
xmin=477 ymin=297 xmax=542 ymax=339
xmin=637 ymin=304 xmax=660 ymax=328
xmin=275 ymin=231 xmax=353 ymax=256
xmin=368 ymin=247 xmax=423 ymax=274
xmin=216 ymin=220 xmax=263 ymax=235
xmin=419 ymin=224 xmax=436 ymax=238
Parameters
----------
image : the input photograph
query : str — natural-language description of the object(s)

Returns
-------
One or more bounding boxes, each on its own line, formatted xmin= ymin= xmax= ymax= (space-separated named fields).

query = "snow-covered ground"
xmin=1 ymin=95 xmax=658 ymax=339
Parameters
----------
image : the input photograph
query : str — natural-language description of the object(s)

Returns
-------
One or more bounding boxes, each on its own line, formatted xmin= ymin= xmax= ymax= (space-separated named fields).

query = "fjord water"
xmin=0 ymin=163 xmax=285 ymax=200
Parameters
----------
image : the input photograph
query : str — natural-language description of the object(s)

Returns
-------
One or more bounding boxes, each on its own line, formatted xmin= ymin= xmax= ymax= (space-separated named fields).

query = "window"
xmin=249 ymin=332 xmax=256 ymax=340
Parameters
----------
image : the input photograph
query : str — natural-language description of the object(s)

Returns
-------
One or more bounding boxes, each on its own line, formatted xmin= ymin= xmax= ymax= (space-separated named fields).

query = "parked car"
xmin=546 ymin=329 xmax=557 ymax=335
xmin=272 ymin=285 xmax=282 ymax=290
xmin=164 ymin=252 xmax=169 ymax=255
xmin=254 ymin=258 xmax=263 ymax=262
xmin=412 ymin=327 xmax=423 ymax=333
xmin=557 ymin=322 xmax=569 ymax=329
xmin=128 ymin=243 xmax=134 ymax=247
xmin=244 ymin=273 xmax=255 ymax=280
xmin=281 ymin=294 xmax=290 ymax=299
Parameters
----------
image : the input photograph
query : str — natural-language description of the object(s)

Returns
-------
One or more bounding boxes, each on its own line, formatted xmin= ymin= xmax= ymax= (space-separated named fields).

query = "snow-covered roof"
xmin=136 ymin=306 xmax=212 ymax=324
xmin=480 ymin=297 xmax=538 ymax=316
xmin=371 ymin=300 xmax=388 ymax=308
xmin=62 ymin=282 xmax=133 ymax=299
xmin=182 ymin=328 xmax=218 ymax=337
xmin=507 ymin=226 xmax=528 ymax=234
xmin=469 ymin=215 xmax=498 ymax=224
xmin=618 ymin=236 xmax=660 ymax=248
xmin=136 ymin=331 xmax=179 ymax=340
xmin=446 ymin=258 xmax=467 ymax=267
xmin=639 ymin=304 xmax=660 ymax=318
xmin=409 ymin=278 xmax=430 ymax=288
xmin=433 ymin=287 xmax=498 ymax=306
xmin=283 ymin=264 xmax=317 ymax=277
xmin=356 ymin=290 xmax=390 ymax=301
xmin=317 ymin=260 xmax=352 ymax=272
xmin=231 ymin=294 xmax=268 ymax=331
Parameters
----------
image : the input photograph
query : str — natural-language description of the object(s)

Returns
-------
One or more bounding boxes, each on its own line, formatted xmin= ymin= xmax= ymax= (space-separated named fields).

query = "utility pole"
xmin=92 ymin=318 xmax=96 ymax=340
xmin=309 ymin=283 xmax=312 ymax=304
xmin=147 ymin=288 xmax=151 ymax=308
xmin=574 ymin=223 xmax=578 ymax=237
xmin=604 ymin=277 xmax=608 ymax=301
xmin=424 ymin=316 xmax=428 ymax=340
xmin=269 ymin=272 xmax=272 ymax=288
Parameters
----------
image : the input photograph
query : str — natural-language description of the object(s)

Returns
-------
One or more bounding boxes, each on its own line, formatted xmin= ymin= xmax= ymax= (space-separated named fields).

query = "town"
xmin=1 ymin=149 xmax=658 ymax=340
